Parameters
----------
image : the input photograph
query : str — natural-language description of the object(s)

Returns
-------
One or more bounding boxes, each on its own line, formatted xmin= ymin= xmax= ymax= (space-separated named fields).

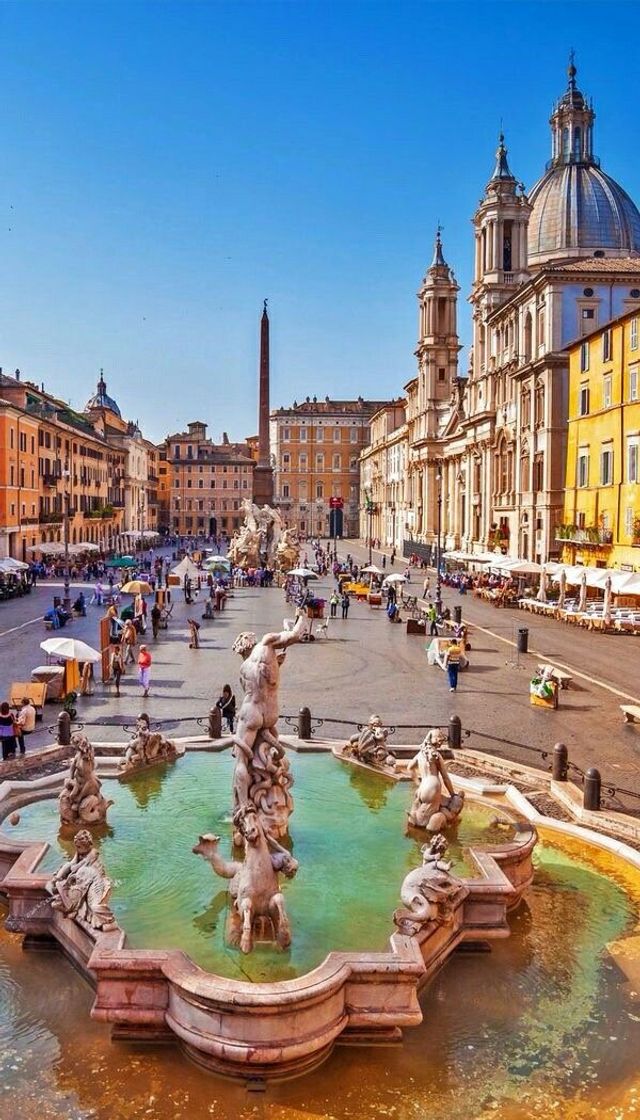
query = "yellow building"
xmin=561 ymin=306 xmax=640 ymax=570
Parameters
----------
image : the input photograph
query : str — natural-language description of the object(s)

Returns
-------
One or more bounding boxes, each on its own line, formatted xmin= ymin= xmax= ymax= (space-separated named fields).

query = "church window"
xmin=562 ymin=127 xmax=570 ymax=159
xmin=521 ymin=447 xmax=530 ymax=491
xmin=524 ymin=313 xmax=532 ymax=362
xmin=573 ymin=127 xmax=581 ymax=159
xmin=535 ymin=383 xmax=545 ymax=427
xmin=533 ymin=453 xmax=544 ymax=492
xmin=438 ymin=367 xmax=446 ymax=382
xmin=503 ymin=222 xmax=512 ymax=271
xmin=537 ymin=308 xmax=545 ymax=348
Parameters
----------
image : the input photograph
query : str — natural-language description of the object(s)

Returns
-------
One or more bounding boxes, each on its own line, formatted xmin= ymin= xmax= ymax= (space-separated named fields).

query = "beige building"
xmin=364 ymin=61 xmax=640 ymax=564
xmin=359 ymin=402 xmax=408 ymax=550
xmin=162 ymin=421 xmax=255 ymax=537
xmin=271 ymin=397 xmax=390 ymax=538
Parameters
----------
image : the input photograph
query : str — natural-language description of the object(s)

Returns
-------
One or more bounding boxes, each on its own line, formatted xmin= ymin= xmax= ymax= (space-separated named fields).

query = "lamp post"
xmin=436 ymin=464 xmax=443 ymax=615
xmin=62 ymin=462 xmax=71 ymax=612
xmin=365 ymin=488 xmax=374 ymax=565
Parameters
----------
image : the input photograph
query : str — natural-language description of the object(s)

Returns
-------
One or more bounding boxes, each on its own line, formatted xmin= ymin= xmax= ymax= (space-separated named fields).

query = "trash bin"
xmin=517 ymin=627 xmax=529 ymax=654
xmin=453 ymin=605 xmax=462 ymax=625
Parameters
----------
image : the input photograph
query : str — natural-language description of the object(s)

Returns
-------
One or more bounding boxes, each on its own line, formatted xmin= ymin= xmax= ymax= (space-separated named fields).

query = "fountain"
xmin=0 ymin=627 xmax=639 ymax=1107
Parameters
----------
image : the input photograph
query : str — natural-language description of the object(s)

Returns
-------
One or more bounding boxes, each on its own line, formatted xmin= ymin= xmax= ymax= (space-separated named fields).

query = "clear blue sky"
xmin=2 ymin=1 xmax=639 ymax=443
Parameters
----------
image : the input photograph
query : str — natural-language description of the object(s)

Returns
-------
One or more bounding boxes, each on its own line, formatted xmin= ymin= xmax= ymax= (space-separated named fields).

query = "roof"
xmin=545 ymin=257 xmax=640 ymax=274
xmin=272 ymin=397 xmax=393 ymax=417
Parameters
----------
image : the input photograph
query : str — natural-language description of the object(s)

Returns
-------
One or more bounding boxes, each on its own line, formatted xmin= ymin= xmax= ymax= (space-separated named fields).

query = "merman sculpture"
xmin=343 ymin=714 xmax=397 ymax=773
xmin=58 ymin=734 xmax=113 ymax=826
xmin=118 ymin=713 xmax=179 ymax=777
xmin=405 ymin=729 xmax=464 ymax=832
xmin=393 ymin=833 xmax=468 ymax=935
xmin=46 ymin=829 xmax=119 ymax=932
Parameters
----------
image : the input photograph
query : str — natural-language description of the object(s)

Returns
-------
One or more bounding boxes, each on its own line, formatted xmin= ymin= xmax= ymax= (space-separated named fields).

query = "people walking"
xmin=137 ymin=645 xmax=152 ymax=698
xmin=216 ymin=684 xmax=236 ymax=732
xmin=422 ymin=576 xmax=431 ymax=599
xmin=122 ymin=618 xmax=137 ymax=665
xmin=443 ymin=640 xmax=462 ymax=692
xmin=341 ymin=591 xmax=350 ymax=619
xmin=329 ymin=591 xmax=339 ymax=618
xmin=0 ymin=703 xmax=17 ymax=761
xmin=382 ymin=555 xmax=387 ymax=569
xmin=151 ymin=602 xmax=161 ymax=639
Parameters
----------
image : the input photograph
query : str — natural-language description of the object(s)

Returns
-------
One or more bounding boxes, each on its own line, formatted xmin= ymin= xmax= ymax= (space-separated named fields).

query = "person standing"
xmin=111 ymin=649 xmax=124 ymax=697
xmin=329 ymin=590 xmax=339 ymax=618
xmin=0 ymin=703 xmax=17 ymax=760
xmin=443 ymin=640 xmax=462 ymax=692
xmin=422 ymin=576 xmax=431 ymax=599
xmin=427 ymin=602 xmax=438 ymax=637
xmin=122 ymin=618 xmax=137 ymax=665
xmin=216 ymin=684 xmax=236 ymax=732
xmin=151 ymin=602 xmax=161 ymax=639
xmin=137 ymin=645 xmax=152 ymax=698
xmin=341 ymin=591 xmax=350 ymax=619
xmin=382 ymin=554 xmax=387 ymax=569
xmin=15 ymin=697 xmax=36 ymax=755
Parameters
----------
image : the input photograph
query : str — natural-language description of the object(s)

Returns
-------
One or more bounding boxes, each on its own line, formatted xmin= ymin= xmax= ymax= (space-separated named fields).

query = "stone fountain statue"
xmin=343 ymin=714 xmax=398 ymax=773
xmin=227 ymin=499 xmax=283 ymax=569
xmin=274 ymin=526 xmax=301 ymax=573
xmin=45 ymin=829 xmax=119 ymax=933
xmin=58 ymin=734 xmax=113 ymax=826
xmin=118 ymin=714 xmax=179 ymax=777
xmin=393 ymin=834 xmax=468 ymax=935
xmin=193 ymin=805 xmax=298 ymax=954
xmin=405 ymin=729 xmax=464 ymax=832
xmin=230 ymin=611 xmax=306 ymax=839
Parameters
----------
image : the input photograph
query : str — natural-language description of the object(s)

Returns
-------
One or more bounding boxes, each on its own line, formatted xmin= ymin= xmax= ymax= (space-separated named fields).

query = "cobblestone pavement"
xmin=1 ymin=547 xmax=640 ymax=813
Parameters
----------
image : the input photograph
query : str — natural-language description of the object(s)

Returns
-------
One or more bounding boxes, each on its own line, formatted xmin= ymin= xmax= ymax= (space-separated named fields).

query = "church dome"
xmin=527 ymin=59 xmax=640 ymax=266
xmin=85 ymin=371 xmax=121 ymax=418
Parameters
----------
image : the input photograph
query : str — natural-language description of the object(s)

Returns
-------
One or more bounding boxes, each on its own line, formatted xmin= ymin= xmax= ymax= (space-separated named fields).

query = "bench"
xmin=621 ymin=704 xmax=640 ymax=723
xmin=539 ymin=664 xmax=572 ymax=690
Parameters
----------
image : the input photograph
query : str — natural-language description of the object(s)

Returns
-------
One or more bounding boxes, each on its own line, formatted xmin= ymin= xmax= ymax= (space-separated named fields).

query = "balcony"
xmin=39 ymin=512 xmax=63 ymax=524
xmin=21 ymin=516 xmax=39 ymax=526
xmin=555 ymin=526 xmax=613 ymax=547
xmin=42 ymin=472 xmax=61 ymax=487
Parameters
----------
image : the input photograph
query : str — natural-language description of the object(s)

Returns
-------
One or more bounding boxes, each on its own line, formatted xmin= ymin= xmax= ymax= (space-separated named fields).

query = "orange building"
xmin=160 ymin=421 xmax=255 ymax=537
xmin=0 ymin=392 xmax=40 ymax=561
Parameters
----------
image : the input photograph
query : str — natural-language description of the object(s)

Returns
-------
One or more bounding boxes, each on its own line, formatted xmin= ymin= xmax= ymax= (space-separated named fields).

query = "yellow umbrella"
xmin=121 ymin=580 xmax=152 ymax=595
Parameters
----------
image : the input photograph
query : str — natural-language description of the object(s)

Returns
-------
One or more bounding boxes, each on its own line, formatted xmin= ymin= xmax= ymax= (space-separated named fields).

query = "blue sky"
xmin=2 ymin=1 xmax=640 ymax=442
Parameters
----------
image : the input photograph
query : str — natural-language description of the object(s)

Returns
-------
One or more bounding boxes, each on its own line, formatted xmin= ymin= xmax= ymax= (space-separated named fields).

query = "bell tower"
xmin=415 ymin=229 xmax=461 ymax=435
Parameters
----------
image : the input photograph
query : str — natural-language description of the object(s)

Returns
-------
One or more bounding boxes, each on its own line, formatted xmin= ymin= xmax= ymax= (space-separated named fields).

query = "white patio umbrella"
xmin=602 ymin=573 xmax=613 ymax=626
xmin=287 ymin=568 xmax=318 ymax=580
xmin=558 ymin=568 xmax=567 ymax=610
xmin=382 ymin=573 xmax=408 ymax=584
xmin=360 ymin=564 xmax=384 ymax=575
xmin=40 ymin=637 xmax=101 ymax=662
xmin=0 ymin=557 xmax=29 ymax=572
xmin=577 ymin=570 xmax=588 ymax=613
xmin=497 ymin=559 xmax=544 ymax=576
xmin=536 ymin=569 xmax=548 ymax=602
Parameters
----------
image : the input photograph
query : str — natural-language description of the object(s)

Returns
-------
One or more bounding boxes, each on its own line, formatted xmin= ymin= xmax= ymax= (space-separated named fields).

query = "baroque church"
xmin=384 ymin=60 xmax=640 ymax=562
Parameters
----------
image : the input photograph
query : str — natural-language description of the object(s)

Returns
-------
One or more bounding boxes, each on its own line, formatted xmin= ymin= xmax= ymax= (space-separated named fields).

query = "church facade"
xmin=362 ymin=62 xmax=640 ymax=563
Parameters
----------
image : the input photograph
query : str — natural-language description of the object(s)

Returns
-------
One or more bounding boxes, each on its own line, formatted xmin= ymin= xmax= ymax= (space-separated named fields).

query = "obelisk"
xmin=252 ymin=299 xmax=274 ymax=505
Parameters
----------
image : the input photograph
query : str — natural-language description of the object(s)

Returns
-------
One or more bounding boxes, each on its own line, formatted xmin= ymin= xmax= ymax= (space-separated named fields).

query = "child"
xmin=216 ymin=685 xmax=236 ymax=733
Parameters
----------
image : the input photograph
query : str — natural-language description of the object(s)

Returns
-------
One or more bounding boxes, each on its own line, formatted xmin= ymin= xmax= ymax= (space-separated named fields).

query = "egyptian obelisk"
xmin=252 ymin=299 xmax=274 ymax=505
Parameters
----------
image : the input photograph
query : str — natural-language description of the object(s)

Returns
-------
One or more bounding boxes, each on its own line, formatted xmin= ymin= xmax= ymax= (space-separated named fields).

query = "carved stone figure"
xmin=59 ymin=734 xmax=113 ymax=826
xmin=405 ymin=729 xmax=464 ymax=832
xmin=229 ymin=611 xmax=306 ymax=837
xmin=46 ymin=829 xmax=119 ymax=932
xmin=118 ymin=714 xmax=178 ymax=776
xmin=228 ymin=499 xmax=284 ymax=568
xmin=274 ymin=526 xmax=300 ymax=573
xmin=193 ymin=804 xmax=298 ymax=954
xmin=344 ymin=714 xmax=397 ymax=772
xmin=393 ymin=834 xmax=468 ymax=935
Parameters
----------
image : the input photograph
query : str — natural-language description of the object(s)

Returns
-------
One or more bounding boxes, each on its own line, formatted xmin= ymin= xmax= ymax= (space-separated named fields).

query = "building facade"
xmin=161 ymin=421 xmax=255 ymax=538
xmin=362 ymin=61 xmax=640 ymax=564
xmin=359 ymin=402 xmax=408 ymax=550
xmin=561 ymin=307 xmax=640 ymax=570
xmin=271 ymin=397 xmax=391 ymax=538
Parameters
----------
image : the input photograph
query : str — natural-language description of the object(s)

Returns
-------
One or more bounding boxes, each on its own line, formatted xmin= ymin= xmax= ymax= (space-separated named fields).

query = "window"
xmin=580 ymin=342 xmax=590 ymax=372
xmin=625 ymin=506 xmax=635 ymax=536
xmin=631 ymin=318 xmax=638 ymax=351
xmin=579 ymin=383 xmax=590 ymax=416
xmin=577 ymin=451 xmax=589 ymax=488
xmin=299 ymin=427 xmax=307 ymax=442
xmin=532 ymin=453 xmax=544 ymax=492
xmin=174 ymin=445 xmax=180 ymax=458
xmin=316 ymin=482 xmax=324 ymax=499
xmin=282 ymin=427 xmax=290 ymax=441
xmin=332 ymin=454 xmax=341 ymax=471
xmin=299 ymin=454 xmax=307 ymax=470
xmin=316 ymin=427 xmax=324 ymax=442
xmin=603 ymin=375 xmax=612 ymax=409
xmin=282 ymin=484 xmax=290 ymax=498
xmin=316 ymin=453 xmax=324 ymax=470
xmin=628 ymin=440 xmax=639 ymax=483
xmin=438 ymin=368 xmax=446 ymax=382
xmin=600 ymin=447 xmax=613 ymax=486
xmin=630 ymin=367 xmax=639 ymax=401
xmin=282 ymin=453 xmax=290 ymax=470
xmin=333 ymin=427 xmax=341 ymax=443
xmin=602 ymin=329 xmax=612 ymax=363
xmin=350 ymin=427 xmax=358 ymax=443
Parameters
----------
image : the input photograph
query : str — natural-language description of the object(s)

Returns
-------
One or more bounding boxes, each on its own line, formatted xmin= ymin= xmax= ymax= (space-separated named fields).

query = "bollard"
xmin=448 ymin=714 xmax=462 ymax=751
xmin=208 ymin=706 xmax=222 ymax=739
xmin=583 ymin=767 xmax=601 ymax=811
xmin=57 ymin=710 xmax=71 ymax=746
xmin=516 ymin=627 xmax=529 ymax=654
xmin=552 ymin=742 xmax=568 ymax=781
xmin=453 ymin=605 xmax=462 ymax=625
xmin=298 ymin=706 xmax=312 ymax=741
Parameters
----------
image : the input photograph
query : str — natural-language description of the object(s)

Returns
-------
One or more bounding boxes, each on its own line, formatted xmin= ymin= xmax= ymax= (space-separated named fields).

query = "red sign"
xmin=329 ymin=497 xmax=344 ymax=509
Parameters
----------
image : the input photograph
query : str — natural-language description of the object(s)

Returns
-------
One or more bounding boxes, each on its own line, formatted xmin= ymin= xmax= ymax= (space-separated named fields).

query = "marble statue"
xmin=228 ymin=523 xmax=261 ymax=570
xmin=405 ymin=729 xmax=464 ymax=832
xmin=46 ymin=829 xmax=119 ymax=932
xmin=344 ymin=714 xmax=397 ymax=772
xmin=58 ymin=734 xmax=113 ymax=826
xmin=274 ymin=526 xmax=301 ymax=573
xmin=118 ymin=713 xmax=178 ymax=776
xmin=193 ymin=804 xmax=298 ymax=954
xmin=228 ymin=499 xmax=284 ymax=569
xmin=393 ymin=834 xmax=468 ymax=935
xmin=229 ymin=611 xmax=306 ymax=838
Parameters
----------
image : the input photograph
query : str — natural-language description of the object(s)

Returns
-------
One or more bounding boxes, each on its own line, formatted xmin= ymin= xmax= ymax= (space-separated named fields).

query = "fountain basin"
xmin=0 ymin=747 xmax=536 ymax=1080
